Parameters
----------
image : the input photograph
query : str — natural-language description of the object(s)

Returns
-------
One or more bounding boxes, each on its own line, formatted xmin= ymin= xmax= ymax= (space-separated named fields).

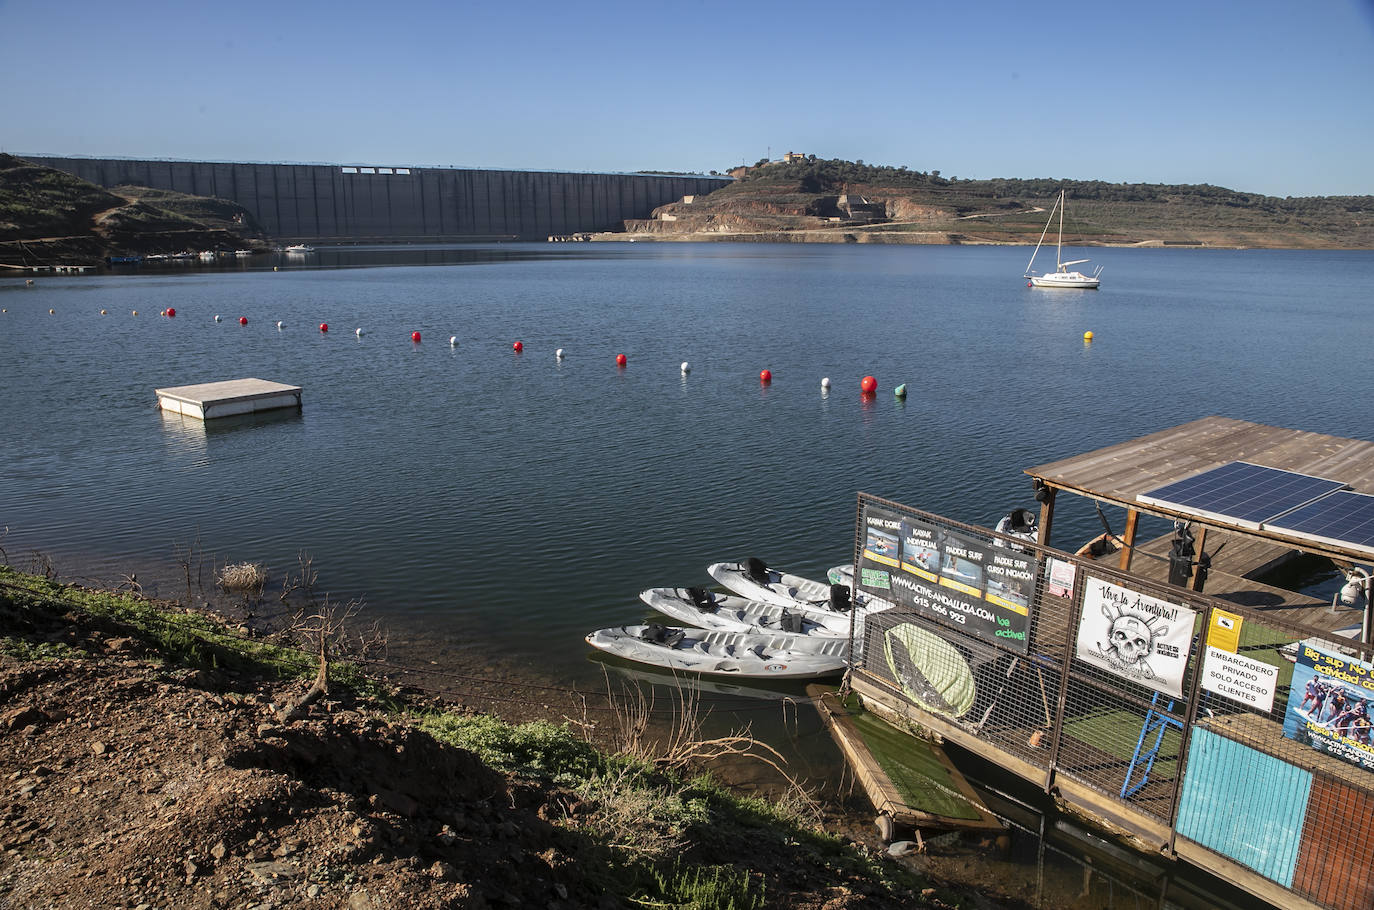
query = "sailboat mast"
xmin=1056 ymin=190 xmax=1065 ymax=271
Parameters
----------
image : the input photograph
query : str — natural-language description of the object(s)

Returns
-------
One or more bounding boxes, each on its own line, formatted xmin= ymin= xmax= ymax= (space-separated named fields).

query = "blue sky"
xmin=4 ymin=0 xmax=1372 ymax=197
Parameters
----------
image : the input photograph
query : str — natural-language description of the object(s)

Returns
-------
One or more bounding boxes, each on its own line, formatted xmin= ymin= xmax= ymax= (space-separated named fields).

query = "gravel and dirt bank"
xmin=1 ymin=570 xmax=1018 ymax=910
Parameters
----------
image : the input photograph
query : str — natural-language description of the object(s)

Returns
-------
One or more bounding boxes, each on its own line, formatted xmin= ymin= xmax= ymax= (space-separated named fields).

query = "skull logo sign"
xmin=1095 ymin=604 xmax=1169 ymax=680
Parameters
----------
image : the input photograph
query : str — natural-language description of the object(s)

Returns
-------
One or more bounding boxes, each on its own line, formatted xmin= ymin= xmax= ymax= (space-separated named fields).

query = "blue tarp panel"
xmin=1175 ymin=727 xmax=1312 ymax=886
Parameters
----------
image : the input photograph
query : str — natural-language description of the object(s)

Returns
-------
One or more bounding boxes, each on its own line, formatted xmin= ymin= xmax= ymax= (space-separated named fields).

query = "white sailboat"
xmin=1024 ymin=190 xmax=1102 ymax=289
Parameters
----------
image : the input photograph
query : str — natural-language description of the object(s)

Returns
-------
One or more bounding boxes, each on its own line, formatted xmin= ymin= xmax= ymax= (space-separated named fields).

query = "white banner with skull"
xmin=1075 ymin=576 xmax=1196 ymax=698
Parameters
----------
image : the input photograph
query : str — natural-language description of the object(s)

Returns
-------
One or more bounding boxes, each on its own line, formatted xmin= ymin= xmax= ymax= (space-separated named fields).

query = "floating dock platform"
xmin=808 ymin=685 xmax=1002 ymax=834
xmin=155 ymin=378 xmax=302 ymax=420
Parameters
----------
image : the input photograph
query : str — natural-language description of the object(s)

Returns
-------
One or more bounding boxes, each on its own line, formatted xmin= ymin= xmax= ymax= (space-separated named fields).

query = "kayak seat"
xmin=686 ymin=586 xmax=717 ymax=612
xmin=639 ymin=624 xmax=686 ymax=648
xmin=746 ymin=557 xmax=771 ymax=585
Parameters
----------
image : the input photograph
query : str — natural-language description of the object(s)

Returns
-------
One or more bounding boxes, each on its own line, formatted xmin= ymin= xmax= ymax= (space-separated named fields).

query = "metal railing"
xmin=849 ymin=493 xmax=1374 ymax=910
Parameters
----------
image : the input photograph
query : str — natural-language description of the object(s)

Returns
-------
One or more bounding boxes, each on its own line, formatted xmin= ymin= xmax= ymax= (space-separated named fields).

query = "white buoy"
xmin=556 ymin=348 xmax=564 ymax=360
xmin=821 ymin=377 xmax=831 ymax=389
xmin=214 ymin=315 xmax=221 ymax=323
xmin=355 ymin=328 xmax=363 ymax=337
xmin=450 ymin=336 xmax=458 ymax=347
xmin=680 ymin=361 xmax=690 ymax=374
xmin=276 ymin=321 xmax=284 ymax=329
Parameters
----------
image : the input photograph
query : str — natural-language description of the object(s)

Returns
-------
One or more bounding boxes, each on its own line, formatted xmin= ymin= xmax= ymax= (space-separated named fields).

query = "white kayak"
xmin=640 ymin=586 xmax=850 ymax=638
xmin=827 ymin=565 xmax=896 ymax=610
xmin=708 ymin=559 xmax=857 ymax=613
xmin=585 ymin=624 xmax=848 ymax=678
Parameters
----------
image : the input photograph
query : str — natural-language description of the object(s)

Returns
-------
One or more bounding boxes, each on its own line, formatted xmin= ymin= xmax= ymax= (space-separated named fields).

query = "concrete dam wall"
xmin=28 ymin=156 xmax=731 ymax=242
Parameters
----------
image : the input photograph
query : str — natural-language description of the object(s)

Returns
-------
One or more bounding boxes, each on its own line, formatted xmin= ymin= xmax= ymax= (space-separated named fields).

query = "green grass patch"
xmin=420 ymin=712 xmax=619 ymax=785
xmin=0 ymin=565 xmax=382 ymax=698
xmin=1062 ymin=707 xmax=1182 ymax=784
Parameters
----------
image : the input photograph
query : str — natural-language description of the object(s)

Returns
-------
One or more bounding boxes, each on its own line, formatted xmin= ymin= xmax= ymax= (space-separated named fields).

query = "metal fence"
xmin=848 ymin=493 xmax=1374 ymax=910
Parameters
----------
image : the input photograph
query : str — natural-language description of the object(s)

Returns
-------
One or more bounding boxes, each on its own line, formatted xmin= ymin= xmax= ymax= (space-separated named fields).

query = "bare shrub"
xmin=276 ymin=595 xmax=387 ymax=724
xmin=217 ymin=562 xmax=267 ymax=602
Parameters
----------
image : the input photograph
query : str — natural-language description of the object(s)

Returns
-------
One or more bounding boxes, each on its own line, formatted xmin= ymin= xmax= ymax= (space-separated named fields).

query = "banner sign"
xmin=857 ymin=504 xmax=1034 ymax=653
xmin=1201 ymin=646 xmax=1279 ymax=712
xmin=1282 ymin=640 xmax=1374 ymax=774
xmin=1075 ymin=576 xmax=1196 ymax=697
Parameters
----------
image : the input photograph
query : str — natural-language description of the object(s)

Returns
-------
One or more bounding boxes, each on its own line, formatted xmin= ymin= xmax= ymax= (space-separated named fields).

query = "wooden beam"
xmin=1118 ymin=508 xmax=1140 ymax=573
xmin=1037 ymin=486 xmax=1057 ymax=547
xmin=1190 ymin=525 xmax=1209 ymax=592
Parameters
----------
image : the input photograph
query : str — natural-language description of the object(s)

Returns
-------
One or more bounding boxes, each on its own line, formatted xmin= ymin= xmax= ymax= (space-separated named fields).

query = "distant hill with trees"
xmin=616 ymin=157 xmax=1374 ymax=249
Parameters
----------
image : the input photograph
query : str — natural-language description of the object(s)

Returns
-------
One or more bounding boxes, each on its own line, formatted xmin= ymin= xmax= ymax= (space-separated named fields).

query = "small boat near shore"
xmin=283 ymin=244 xmax=315 ymax=254
xmin=640 ymin=586 xmax=850 ymax=638
xmin=585 ymin=623 xmax=848 ymax=678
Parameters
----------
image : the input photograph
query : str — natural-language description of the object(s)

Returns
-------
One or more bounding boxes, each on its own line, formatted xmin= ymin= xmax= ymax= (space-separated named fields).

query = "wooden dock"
xmin=808 ymin=685 xmax=1002 ymax=833
xmin=1028 ymin=417 xmax=1374 ymax=637
xmin=155 ymin=378 xmax=301 ymax=421
xmin=1127 ymin=529 xmax=1337 ymax=625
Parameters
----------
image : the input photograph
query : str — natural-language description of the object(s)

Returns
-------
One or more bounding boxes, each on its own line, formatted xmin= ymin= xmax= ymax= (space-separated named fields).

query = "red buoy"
xmin=166 ymin=307 xmax=176 ymax=318
xmin=320 ymin=323 xmax=329 ymax=333
xmin=616 ymin=353 xmax=627 ymax=367
xmin=861 ymin=375 xmax=877 ymax=394
xmin=239 ymin=316 xmax=248 ymax=325
xmin=411 ymin=331 xmax=422 ymax=343
xmin=760 ymin=369 xmax=772 ymax=383
xmin=513 ymin=341 xmax=523 ymax=352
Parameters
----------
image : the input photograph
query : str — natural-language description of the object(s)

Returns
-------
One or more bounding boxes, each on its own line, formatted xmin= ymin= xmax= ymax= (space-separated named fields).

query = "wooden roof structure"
xmin=1024 ymin=416 xmax=1374 ymax=631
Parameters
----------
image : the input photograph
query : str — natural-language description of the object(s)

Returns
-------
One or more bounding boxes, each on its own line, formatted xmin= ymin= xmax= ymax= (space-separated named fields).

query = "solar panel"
xmin=1264 ymin=490 xmax=1374 ymax=555
xmin=1136 ymin=461 xmax=1347 ymax=529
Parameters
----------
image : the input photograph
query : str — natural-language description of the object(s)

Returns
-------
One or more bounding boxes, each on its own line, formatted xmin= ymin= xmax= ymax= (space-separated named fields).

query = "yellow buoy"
xmin=1083 ymin=330 xmax=1094 ymax=342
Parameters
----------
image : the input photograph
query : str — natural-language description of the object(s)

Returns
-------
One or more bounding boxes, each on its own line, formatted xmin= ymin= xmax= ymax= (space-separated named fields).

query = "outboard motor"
xmin=746 ymin=557 xmax=771 ymax=585
xmin=996 ymin=508 xmax=1038 ymax=542
xmin=1167 ymin=522 xmax=1196 ymax=587
xmin=830 ymin=584 xmax=852 ymax=613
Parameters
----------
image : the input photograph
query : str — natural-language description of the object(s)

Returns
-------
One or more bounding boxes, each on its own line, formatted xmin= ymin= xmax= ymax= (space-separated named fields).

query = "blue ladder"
xmin=1120 ymin=692 xmax=1183 ymax=798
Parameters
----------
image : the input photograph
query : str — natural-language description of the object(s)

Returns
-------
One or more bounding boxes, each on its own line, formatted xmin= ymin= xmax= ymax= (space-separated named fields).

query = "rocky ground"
xmin=0 ymin=589 xmax=1021 ymax=910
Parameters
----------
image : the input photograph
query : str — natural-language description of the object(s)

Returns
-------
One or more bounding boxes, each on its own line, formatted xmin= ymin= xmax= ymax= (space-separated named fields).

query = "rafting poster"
xmin=1282 ymin=640 xmax=1374 ymax=774
xmin=1076 ymin=577 xmax=1195 ymax=697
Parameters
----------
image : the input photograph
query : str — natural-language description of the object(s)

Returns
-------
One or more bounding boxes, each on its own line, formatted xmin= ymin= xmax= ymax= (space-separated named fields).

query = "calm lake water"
xmin=5 ymin=243 xmax=1374 ymax=663
xmin=8 ymin=241 xmax=1362 ymax=905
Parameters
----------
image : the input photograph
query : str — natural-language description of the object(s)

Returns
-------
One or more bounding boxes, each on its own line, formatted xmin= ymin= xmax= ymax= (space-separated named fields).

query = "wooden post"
xmin=1190 ymin=526 xmax=1209 ymax=591
xmin=1117 ymin=508 xmax=1140 ymax=572
xmin=1037 ymin=486 xmax=1057 ymax=547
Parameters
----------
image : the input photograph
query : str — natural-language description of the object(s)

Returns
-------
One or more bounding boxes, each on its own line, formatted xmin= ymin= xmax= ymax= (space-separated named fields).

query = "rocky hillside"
xmin=0 ymin=154 xmax=266 ymax=267
xmin=617 ymin=158 xmax=1374 ymax=249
